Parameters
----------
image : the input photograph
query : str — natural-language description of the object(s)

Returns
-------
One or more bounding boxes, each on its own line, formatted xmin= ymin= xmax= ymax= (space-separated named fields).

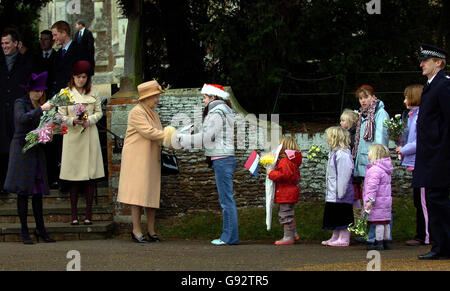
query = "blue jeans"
xmin=212 ymin=156 xmax=239 ymax=244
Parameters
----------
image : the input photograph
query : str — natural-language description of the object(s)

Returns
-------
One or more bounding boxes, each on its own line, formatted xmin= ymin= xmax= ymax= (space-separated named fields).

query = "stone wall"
xmin=107 ymin=88 xmax=413 ymax=222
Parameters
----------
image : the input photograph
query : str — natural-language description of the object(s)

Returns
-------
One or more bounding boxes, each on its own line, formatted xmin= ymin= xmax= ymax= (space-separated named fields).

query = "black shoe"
xmin=147 ymin=232 xmax=161 ymax=242
xmin=131 ymin=232 xmax=149 ymax=243
xmin=0 ymin=188 xmax=8 ymax=195
xmin=418 ymin=251 xmax=441 ymax=260
xmin=383 ymin=240 xmax=392 ymax=250
xmin=50 ymin=181 xmax=60 ymax=190
xmin=367 ymin=240 xmax=384 ymax=250
xmin=34 ymin=229 xmax=56 ymax=243
xmin=21 ymin=231 xmax=33 ymax=245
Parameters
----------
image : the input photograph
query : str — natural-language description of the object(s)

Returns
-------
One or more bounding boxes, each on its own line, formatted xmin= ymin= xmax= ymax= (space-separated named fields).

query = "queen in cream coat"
xmin=58 ymin=87 xmax=104 ymax=181
xmin=117 ymin=80 xmax=170 ymax=243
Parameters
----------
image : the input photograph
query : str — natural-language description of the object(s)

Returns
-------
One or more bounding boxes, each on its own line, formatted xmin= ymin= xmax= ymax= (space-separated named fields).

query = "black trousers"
xmin=425 ymin=187 xmax=450 ymax=256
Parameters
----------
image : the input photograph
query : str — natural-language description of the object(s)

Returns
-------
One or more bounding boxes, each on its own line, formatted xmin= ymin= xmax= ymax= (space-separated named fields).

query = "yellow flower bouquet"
xmin=306 ymin=144 xmax=328 ymax=163
xmin=260 ymin=153 xmax=276 ymax=168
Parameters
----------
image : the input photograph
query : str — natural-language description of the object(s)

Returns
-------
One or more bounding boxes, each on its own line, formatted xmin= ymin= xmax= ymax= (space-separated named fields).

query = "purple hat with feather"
xmin=20 ymin=72 xmax=48 ymax=92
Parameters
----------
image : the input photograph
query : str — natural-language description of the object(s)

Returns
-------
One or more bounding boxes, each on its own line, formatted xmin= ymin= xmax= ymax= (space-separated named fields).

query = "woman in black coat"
xmin=3 ymin=72 xmax=56 ymax=244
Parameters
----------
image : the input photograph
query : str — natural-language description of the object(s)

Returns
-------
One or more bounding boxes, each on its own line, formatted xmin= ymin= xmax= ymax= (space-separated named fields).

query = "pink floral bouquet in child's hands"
xmin=73 ymin=103 xmax=88 ymax=134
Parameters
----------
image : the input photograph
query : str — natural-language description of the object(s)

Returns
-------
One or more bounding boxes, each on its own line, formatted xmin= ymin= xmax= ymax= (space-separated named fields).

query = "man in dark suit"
xmin=49 ymin=20 xmax=84 ymax=97
xmin=74 ymin=20 xmax=95 ymax=75
xmin=33 ymin=30 xmax=56 ymax=74
xmin=0 ymin=29 xmax=33 ymax=193
xmin=413 ymin=44 xmax=450 ymax=260
xmin=32 ymin=29 xmax=60 ymax=189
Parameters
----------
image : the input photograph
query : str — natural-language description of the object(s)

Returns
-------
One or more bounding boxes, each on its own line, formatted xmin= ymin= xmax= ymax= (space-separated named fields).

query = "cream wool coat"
xmin=117 ymin=104 xmax=165 ymax=208
xmin=58 ymin=87 xmax=105 ymax=181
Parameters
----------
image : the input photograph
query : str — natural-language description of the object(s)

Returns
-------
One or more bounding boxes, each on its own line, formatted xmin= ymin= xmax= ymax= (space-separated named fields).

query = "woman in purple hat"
xmin=4 ymin=71 xmax=56 ymax=244
xmin=58 ymin=60 xmax=104 ymax=226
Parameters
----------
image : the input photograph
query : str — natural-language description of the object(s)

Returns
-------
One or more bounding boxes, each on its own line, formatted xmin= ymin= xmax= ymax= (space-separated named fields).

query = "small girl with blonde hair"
xmin=340 ymin=109 xmax=359 ymax=152
xmin=321 ymin=126 xmax=355 ymax=247
xmin=267 ymin=136 xmax=303 ymax=245
xmin=363 ymin=144 xmax=393 ymax=250
xmin=340 ymin=109 xmax=363 ymax=218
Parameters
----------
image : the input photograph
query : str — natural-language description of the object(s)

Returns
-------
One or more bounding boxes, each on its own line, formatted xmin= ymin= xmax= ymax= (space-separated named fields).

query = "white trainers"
xmin=211 ymin=239 xmax=227 ymax=246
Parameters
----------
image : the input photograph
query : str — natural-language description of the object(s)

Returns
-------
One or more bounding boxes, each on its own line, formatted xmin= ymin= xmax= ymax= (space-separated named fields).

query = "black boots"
xmin=367 ymin=240 xmax=392 ymax=250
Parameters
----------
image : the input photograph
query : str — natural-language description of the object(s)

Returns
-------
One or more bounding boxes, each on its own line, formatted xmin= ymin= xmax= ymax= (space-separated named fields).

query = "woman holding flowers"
xmin=352 ymin=85 xmax=390 ymax=244
xmin=175 ymin=84 xmax=238 ymax=246
xmin=4 ymin=72 xmax=56 ymax=244
xmin=353 ymin=85 xmax=390 ymax=181
xmin=58 ymin=60 xmax=104 ymax=226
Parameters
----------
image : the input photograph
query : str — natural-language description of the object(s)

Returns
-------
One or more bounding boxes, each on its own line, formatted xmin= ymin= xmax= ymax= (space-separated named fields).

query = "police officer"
xmin=413 ymin=44 xmax=450 ymax=260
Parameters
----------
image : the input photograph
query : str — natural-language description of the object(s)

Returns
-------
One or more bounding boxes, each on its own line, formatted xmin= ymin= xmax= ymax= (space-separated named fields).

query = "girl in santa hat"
xmin=175 ymin=84 xmax=239 ymax=246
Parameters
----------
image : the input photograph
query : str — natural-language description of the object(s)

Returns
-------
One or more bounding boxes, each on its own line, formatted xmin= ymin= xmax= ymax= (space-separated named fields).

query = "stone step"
xmin=0 ymin=187 xmax=110 ymax=205
xmin=0 ymin=202 xmax=114 ymax=223
xmin=0 ymin=221 xmax=115 ymax=242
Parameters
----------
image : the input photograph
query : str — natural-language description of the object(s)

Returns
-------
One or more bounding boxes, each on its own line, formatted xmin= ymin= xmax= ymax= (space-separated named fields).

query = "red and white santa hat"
xmin=201 ymin=84 xmax=230 ymax=99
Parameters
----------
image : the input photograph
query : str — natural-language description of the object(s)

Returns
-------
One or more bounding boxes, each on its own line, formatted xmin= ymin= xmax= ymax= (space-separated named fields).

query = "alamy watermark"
xmin=66 ymin=250 xmax=81 ymax=271
xmin=67 ymin=0 xmax=81 ymax=15
xmin=168 ymin=108 xmax=281 ymax=151
xmin=366 ymin=0 xmax=381 ymax=15
xmin=366 ymin=250 xmax=381 ymax=271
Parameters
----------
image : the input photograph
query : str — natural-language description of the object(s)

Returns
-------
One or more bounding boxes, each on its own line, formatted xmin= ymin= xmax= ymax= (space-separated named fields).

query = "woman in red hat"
xmin=4 ymin=71 xmax=56 ymax=244
xmin=58 ymin=60 xmax=105 ymax=226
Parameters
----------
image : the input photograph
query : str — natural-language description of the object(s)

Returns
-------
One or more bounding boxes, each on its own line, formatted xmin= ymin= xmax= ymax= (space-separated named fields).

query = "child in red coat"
xmin=267 ymin=136 xmax=303 ymax=245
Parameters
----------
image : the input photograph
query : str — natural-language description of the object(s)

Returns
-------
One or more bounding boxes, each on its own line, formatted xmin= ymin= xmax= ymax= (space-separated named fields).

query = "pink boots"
xmin=275 ymin=222 xmax=298 ymax=245
xmin=322 ymin=229 xmax=350 ymax=247
xmin=321 ymin=230 xmax=340 ymax=245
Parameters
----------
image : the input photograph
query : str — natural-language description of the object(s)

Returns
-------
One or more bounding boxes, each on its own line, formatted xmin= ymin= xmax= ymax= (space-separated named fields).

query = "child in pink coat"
xmin=363 ymin=144 xmax=393 ymax=250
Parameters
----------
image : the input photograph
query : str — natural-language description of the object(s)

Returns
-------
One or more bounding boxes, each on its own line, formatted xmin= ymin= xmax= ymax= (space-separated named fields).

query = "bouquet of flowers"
xmin=260 ymin=152 xmax=276 ymax=169
xmin=73 ymin=103 xmax=88 ymax=134
xmin=22 ymin=89 xmax=73 ymax=153
xmin=383 ymin=114 xmax=404 ymax=146
xmin=306 ymin=144 xmax=328 ymax=163
xmin=347 ymin=198 xmax=374 ymax=240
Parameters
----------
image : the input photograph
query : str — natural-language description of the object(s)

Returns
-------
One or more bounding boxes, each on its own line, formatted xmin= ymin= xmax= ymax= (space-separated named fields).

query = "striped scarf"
xmin=352 ymin=97 xmax=380 ymax=158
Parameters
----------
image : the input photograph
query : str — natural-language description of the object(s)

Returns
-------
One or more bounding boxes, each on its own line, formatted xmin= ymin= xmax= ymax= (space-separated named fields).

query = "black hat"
xmin=418 ymin=44 xmax=448 ymax=61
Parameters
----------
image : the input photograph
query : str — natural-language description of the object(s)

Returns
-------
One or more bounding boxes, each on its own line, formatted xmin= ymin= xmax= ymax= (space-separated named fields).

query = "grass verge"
xmin=157 ymin=197 xmax=416 ymax=242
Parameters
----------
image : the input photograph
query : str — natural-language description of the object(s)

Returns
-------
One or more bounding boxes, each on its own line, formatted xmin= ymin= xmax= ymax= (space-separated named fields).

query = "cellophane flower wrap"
xmin=306 ymin=144 xmax=328 ymax=163
xmin=73 ymin=103 xmax=88 ymax=134
xmin=383 ymin=114 xmax=404 ymax=146
xmin=22 ymin=89 xmax=73 ymax=153
xmin=347 ymin=198 xmax=375 ymax=240
xmin=263 ymin=143 xmax=283 ymax=231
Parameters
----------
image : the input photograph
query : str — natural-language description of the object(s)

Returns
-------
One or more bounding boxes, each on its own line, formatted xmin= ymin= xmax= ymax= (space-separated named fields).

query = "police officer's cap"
xmin=418 ymin=44 xmax=448 ymax=61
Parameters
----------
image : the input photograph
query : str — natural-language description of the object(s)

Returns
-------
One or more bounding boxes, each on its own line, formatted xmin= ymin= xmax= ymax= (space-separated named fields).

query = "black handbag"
xmin=161 ymin=150 xmax=179 ymax=176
